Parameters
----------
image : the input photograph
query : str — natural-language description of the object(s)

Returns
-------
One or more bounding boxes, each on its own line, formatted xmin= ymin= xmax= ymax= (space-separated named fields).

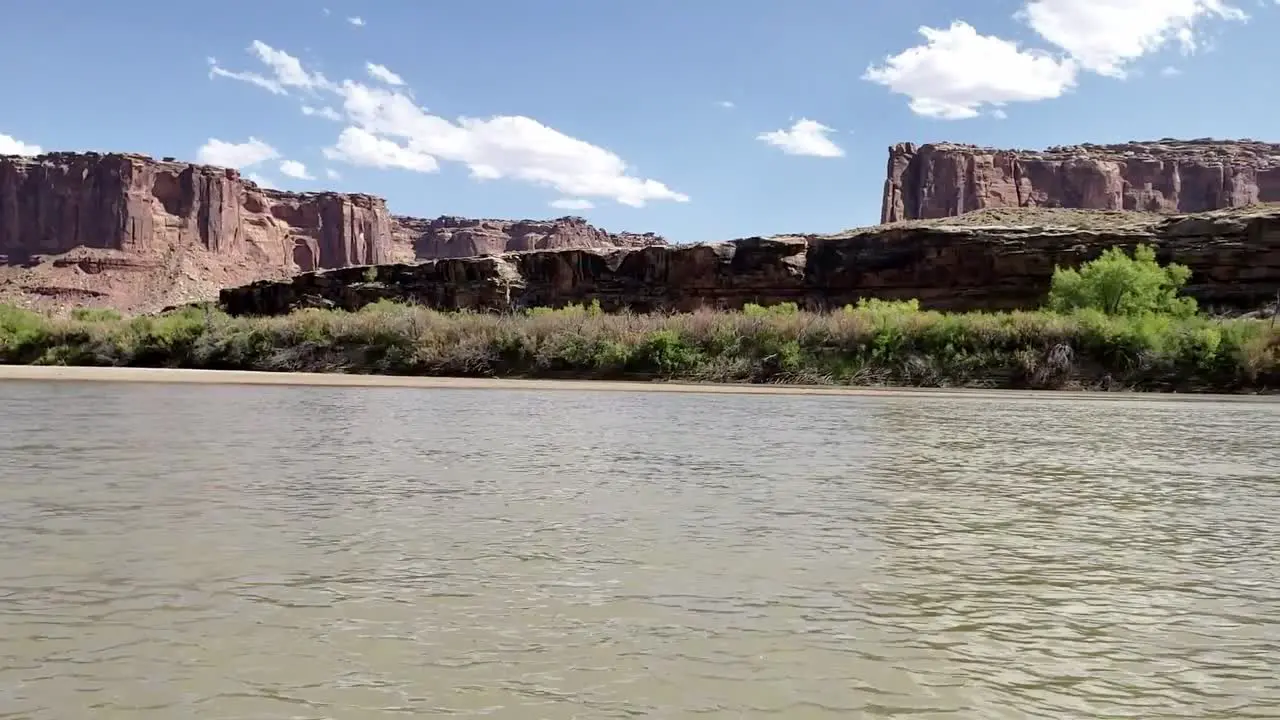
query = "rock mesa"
xmin=882 ymin=138 xmax=1280 ymax=223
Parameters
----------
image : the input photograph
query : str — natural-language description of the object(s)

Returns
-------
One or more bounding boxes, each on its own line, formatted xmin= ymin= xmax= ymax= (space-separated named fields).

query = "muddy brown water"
xmin=1 ymin=379 xmax=1277 ymax=718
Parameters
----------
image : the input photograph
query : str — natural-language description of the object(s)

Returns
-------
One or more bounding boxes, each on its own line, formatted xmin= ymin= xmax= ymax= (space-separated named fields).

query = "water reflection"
xmin=0 ymin=380 xmax=1276 ymax=718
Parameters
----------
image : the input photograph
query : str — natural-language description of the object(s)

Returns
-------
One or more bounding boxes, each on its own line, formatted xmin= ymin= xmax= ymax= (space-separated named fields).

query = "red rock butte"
xmin=0 ymin=151 xmax=665 ymax=311
xmin=881 ymin=138 xmax=1280 ymax=223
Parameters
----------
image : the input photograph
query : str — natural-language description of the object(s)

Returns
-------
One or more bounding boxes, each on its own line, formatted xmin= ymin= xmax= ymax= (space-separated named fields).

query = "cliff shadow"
xmin=0 ymin=251 xmax=40 ymax=268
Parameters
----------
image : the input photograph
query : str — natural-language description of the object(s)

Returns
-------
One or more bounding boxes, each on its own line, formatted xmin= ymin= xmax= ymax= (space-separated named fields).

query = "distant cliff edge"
xmin=881 ymin=138 xmax=1280 ymax=223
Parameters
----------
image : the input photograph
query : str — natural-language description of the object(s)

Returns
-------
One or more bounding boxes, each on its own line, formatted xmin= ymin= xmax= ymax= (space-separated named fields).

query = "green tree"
xmin=1046 ymin=245 xmax=1197 ymax=317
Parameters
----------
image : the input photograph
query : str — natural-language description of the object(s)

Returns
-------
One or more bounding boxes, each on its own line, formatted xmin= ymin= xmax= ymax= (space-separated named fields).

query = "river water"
xmin=0 ymin=380 xmax=1277 ymax=719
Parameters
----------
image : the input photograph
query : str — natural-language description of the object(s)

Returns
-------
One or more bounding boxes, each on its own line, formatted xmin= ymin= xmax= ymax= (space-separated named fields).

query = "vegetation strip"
xmin=2 ymin=247 xmax=1276 ymax=393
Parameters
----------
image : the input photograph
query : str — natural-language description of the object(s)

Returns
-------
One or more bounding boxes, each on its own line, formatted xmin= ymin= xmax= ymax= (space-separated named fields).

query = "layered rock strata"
xmin=392 ymin=215 xmax=665 ymax=259
xmin=0 ymin=152 xmax=393 ymax=267
xmin=0 ymin=151 xmax=664 ymax=311
xmin=882 ymin=139 xmax=1280 ymax=223
xmin=220 ymin=206 xmax=1280 ymax=316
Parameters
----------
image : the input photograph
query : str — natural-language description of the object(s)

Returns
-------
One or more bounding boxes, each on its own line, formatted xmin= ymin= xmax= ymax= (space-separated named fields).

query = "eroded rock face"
xmin=392 ymin=215 xmax=666 ymax=259
xmin=0 ymin=151 xmax=663 ymax=312
xmin=881 ymin=139 xmax=1280 ymax=223
xmin=0 ymin=152 xmax=394 ymax=268
xmin=220 ymin=206 xmax=1280 ymax=317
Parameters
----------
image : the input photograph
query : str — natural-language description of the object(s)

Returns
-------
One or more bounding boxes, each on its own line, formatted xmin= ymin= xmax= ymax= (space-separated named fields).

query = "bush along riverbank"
xmin=1 ymin=247 xmax=1277 ymax=392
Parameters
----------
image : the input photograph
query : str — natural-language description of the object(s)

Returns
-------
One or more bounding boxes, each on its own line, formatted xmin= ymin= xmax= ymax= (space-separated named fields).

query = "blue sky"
xmin=1 ymin=0 xmax=1277 ymax=242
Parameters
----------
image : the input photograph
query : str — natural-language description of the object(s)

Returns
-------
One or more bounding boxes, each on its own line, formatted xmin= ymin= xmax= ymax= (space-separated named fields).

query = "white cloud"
xmin=717 ymin=100 xmax=735 ymax=109
xmin=333 ymin=86 xmax=689 ymax=204
xmin=348 ymin=16 xmax=365 ymax=26
xmin=0 ymin=133 xmax=41 ymax=156
xmin=209 ymin=58 xmax=284 ymax=95
xmin=279 ymin=160 xmax=314 ymax=180
xmin=1160 ymin=65 xmax=1182 ymax=76
xmin=245 ymin=172 xmax=275 ymax=188
xmin=302 ymin=105 xmax=342 ymax=121
xmin=863 ymin=21 xmax=1078 ymax=119
xmin=1019 ymin=0 xmax=1245 ymax=78
xmin=366 ymin=62 xmax=405 ymax=86
xmin=209 ymin=41 xmax=331 ymax=96
xmin=324 ymin=126 xmax=440 ymax=172
xmin=196 ymin=137 xmax=280 ymax=168
xmin=866 ymin=2 xmax=1253 ymax=118
xmin=325 ymin=168 xmax=341 ymax=180
xmin=214 ymin=42 xmax=687 ymax=207
xmin=550 ymin=198 xmax=594 ymax=210
xmin=757 ymin=119 xmax=845 ymax=157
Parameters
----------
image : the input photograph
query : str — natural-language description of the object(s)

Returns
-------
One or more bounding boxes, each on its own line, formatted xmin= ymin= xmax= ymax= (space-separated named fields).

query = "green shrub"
xmin=629 ymin=329 xmax=704 ymax=376
xmin=0 ymin=305 xmax=52 ymax=362
xmin=1046 ymin=245 xmax=1197 ymax=317
xmin=845 ymin=298 xmax=921 ymax=315
xmin=743 ymin=302 xmax=799 ymax=316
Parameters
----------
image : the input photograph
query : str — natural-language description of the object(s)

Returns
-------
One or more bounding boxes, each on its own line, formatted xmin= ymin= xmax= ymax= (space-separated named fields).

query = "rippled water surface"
xmin=0 ymin=380 xmax=1278 ymax=719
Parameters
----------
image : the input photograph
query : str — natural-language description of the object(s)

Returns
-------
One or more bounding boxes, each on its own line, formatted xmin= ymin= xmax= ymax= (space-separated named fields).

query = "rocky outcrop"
xmin=392 ymin=215 xmax=665 ymax=259
xmin=0 ymin=152 xmax=394 ymax=268
xmin=881 ymin=139 xmax=1280 ymax=223
xmin=220 ymin=206 xmax=1280 ymax=316
xmin=0 ymin=151 xmax=662 ymax=312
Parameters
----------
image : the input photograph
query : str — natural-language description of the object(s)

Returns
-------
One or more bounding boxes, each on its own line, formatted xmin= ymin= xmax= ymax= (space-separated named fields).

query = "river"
xmin=0 ymin=379 xmax=1277 ymax=718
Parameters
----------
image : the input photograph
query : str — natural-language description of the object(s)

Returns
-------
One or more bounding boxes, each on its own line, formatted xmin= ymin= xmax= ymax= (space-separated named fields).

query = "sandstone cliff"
xmin=392 ymin=215 xmax=665 ymax=259
xmin=0 ymin=152 xmax=394 ymax=267
xmin=0 ymin=151 xmax=663 ymax=312
xmin=881 ymin=139 xmax=1280 ymax=223
xmin=220 ymin=206 xmax=1280 ymax=317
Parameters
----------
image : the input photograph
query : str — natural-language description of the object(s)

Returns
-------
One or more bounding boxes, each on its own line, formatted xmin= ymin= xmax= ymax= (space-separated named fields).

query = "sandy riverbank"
xmin=1 ymin=365 xmax=1275 ymax=404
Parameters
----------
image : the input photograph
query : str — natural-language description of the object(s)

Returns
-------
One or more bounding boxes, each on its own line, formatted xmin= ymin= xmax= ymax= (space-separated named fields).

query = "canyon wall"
xmin=0 ymin=152 xmax=393 ymax=268
xmin=220 ymin=206 xmax=1280 ymax=317
xmin=0 ymin=151 xmax=664 ymax=311
xmin=881 ymin=139 xmax=1280 ymax=223
xmin=392 ymin=215 xmax=665 ymax=259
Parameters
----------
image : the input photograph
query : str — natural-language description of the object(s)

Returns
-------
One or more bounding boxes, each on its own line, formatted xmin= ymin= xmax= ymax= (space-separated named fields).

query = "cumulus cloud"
xmin=323 ymin=126 xmax=439 ymax=172
xmin=717 ymin=100 xmax=735 ymax=109
xmin=245 ymin=172 xmax=275 ymax=188
xmin=279 ymin=160 xmax=314 ymax=180
xmin=196 ymin=137 xmax=280 ymax=168
xmin=550 ymin=198 xmax=594 ymax=210
xmin=1019 ymin=0 xmax=1245 ymax=78
xmin=302 ymin=105 xmax=342 ymax=121
xmin=366 ymin=62 xmax=405 ymax=86
xmin=348 ymin=16 xmax=365 ymax=26
xmin=866 ymin=1 xmax=1252 ymax=118
xmin=0 ymin=132 xmax=41 ymax=156
xmin=864 ymin=22 xmax=1077 ymax=119
xmin=211 ymin=41 xmax=689 ymax=207
xmin=757 ymin=119 xmax=845 ymax=157
xmin=326 ymin=168 xmax=341 ymax=180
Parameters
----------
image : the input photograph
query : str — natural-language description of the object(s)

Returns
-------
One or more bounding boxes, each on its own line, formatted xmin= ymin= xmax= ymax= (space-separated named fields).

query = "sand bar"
xmin=0 ymin=365 xmax=1275 ymax=404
